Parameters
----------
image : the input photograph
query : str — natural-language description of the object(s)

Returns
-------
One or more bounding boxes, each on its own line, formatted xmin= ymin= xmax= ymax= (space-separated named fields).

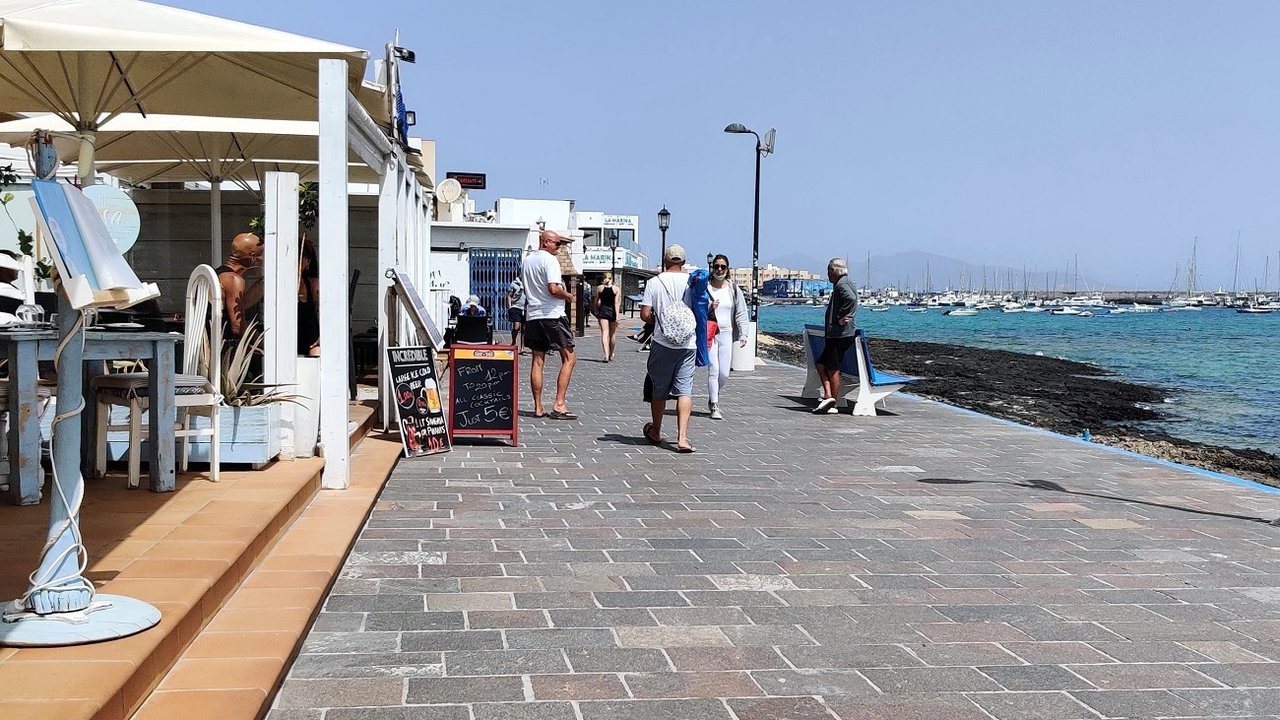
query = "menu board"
xmin=387 ymin=346 xmax=450 ymax=457
xmin=448 ymin=344 xmax=519 ymax=446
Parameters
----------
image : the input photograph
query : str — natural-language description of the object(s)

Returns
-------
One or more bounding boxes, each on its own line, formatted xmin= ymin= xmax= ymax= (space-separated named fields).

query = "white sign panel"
xmin=603 ymin=214 xmax=637 ymax=229
xmin=83 ymin=185 xmax=141 ymax=253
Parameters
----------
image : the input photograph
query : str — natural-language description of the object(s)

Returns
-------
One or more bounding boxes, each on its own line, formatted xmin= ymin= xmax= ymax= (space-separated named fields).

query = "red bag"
xmin=706 ymin=319 xmax=719 ymax=349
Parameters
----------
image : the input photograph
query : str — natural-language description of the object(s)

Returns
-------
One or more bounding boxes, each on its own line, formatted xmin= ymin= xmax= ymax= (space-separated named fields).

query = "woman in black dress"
xmin=593 ymin=272 xmax=621 ymax=362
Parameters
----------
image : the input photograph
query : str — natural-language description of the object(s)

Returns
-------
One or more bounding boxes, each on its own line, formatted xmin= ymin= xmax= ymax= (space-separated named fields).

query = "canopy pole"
xmin=210 ymin=181 xmax=223 ymax=264
xmin=317 ymin=59 xmax=350 ymax=488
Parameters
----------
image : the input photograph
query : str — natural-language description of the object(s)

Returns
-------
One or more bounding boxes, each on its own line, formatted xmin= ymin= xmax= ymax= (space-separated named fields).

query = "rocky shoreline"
xmin=758 ymin=332 xmax=1280 ymax=485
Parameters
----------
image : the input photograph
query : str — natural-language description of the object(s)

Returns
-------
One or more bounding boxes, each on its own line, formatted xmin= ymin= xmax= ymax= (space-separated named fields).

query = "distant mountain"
xmin=764 ymin=249 xmax=1133 ymax=293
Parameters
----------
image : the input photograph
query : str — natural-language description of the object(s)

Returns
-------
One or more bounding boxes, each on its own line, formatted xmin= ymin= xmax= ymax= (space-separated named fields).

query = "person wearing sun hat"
xmin=460 ymin=294 xmax=487 ymax=317
xmin=520 ymin=229 xmax=579 ymax=419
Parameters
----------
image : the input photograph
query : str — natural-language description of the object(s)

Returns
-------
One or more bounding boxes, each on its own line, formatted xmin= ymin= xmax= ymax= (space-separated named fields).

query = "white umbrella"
xmin=0 ymin=0 xmax=369 ymax=184
xmin=0 ymin=112 xmax=428 ymax=259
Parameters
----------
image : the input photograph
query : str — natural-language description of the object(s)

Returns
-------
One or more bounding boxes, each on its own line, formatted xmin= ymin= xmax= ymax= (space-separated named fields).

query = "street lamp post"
xmin=724 ymin=123 xmax=774 ymax=323
xmin=610 ymin=231 xmax=618 ymax=283
xmin=657 ymin=206 xmax=670 ymax=266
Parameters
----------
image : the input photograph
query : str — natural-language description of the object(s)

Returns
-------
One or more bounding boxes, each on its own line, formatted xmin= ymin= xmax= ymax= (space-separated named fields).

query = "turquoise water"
xmin=759 ymin=305 xmax=1279 ymax=455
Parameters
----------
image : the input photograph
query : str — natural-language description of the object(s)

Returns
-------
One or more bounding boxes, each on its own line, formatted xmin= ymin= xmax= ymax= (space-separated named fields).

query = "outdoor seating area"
xmin=0 ymin=403 xmax=389 ymax=720
xmin=0 ymin=1 xmax=436 ymax=715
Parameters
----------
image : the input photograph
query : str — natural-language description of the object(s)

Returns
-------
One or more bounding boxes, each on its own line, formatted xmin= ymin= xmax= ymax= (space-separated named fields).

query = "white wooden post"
xmin=377 ymin=160 xmax=399 ymax=430
xmin=318 ymin=59 xmax=350 ymax=489
xmin=210 ymin=181 xmax=223 ymax=264
xmin=418 ymin=184 xmax=433 ymax=299
xmin=262 ymin=171 xmax=300 ymax=458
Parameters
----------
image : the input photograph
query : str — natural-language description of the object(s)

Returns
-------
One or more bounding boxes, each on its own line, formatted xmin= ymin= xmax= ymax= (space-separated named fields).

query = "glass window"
xmin=612 ymin=229 xmax=635 ymax=251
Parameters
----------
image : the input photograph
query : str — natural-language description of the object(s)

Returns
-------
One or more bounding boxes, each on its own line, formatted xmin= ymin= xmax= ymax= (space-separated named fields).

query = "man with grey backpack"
xmin=640 ymin=244 xmax=698 ymax=453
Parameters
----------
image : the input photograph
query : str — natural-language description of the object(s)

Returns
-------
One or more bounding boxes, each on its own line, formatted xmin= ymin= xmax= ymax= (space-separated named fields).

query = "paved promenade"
xmin=269 ymin=335 xmax=1280 ymax=720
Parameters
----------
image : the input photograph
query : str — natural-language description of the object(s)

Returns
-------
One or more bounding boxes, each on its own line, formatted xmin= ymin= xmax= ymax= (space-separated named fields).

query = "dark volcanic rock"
xmin=759 ymin=331 xmax=1280 ymax=485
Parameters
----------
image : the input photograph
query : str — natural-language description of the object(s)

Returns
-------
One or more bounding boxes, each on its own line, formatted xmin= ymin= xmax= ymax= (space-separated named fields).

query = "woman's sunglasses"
xmin=712 ymin=263 xmax=728 ymax=270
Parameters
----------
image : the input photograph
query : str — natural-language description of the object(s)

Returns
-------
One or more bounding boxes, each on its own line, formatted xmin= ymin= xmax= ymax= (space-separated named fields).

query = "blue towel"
xmin=689 ymin=268 xmax=710 ymax=367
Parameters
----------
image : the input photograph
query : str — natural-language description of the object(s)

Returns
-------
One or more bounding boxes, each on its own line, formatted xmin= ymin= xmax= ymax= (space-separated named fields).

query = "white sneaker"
xmin=710 ymin=403 xmax=723 ymax=420
xmin=813 ymin=397 xmax=836 ymax=414
xmin=826 ymin=404 xmax=839 ymax=414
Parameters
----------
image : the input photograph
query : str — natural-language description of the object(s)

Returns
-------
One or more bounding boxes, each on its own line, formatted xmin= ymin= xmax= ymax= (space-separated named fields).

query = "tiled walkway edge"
xmin=269 ymin=344 xmax=1280 ymax=720
xmin=131 ymin=434 xmax=404 ymax=720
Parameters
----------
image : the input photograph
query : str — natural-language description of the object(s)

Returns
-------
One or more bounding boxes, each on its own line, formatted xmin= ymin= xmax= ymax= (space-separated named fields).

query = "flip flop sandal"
xmin=673 ymin=443 xmax=696 ymax=454
xmin=643 ymin=422 xmax=663 ymax=445
xmin=546 ymin=410 xmax=579 ymax=420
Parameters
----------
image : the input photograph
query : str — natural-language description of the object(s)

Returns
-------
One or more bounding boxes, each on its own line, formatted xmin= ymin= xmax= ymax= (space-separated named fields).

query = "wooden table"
xmin=1 ymin=329 xmax=180 ymax=505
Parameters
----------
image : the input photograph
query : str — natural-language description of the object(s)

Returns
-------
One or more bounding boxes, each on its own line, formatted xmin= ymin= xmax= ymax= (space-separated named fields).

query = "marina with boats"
xmin=758 ymin=246 xmax=1280 ymax=315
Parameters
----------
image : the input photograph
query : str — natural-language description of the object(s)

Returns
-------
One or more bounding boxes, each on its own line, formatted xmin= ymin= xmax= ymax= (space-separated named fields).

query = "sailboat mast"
xmin=1188 ymin=237 xmax=1197 ymax=298
xmin=1232 ymin=232 xmax=1241 ymax=295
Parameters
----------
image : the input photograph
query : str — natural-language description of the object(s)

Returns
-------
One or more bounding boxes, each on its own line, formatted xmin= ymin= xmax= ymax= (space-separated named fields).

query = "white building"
xmin=429 ymin=195 xmax=652 ymax=336
xmin=574 ymin=211 xmax=645 ymax=275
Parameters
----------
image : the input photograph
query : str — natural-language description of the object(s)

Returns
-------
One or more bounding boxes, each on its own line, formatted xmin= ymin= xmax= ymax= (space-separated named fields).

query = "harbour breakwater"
xmin=758 ymin=331 xmax=1280 ymax=485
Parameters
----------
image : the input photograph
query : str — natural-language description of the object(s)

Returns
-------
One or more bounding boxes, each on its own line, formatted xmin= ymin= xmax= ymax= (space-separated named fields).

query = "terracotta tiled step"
xmin=0 ymin=459 xmax=323 ymax=720
xmin=130 ymin=433 xmax=403 ymax=720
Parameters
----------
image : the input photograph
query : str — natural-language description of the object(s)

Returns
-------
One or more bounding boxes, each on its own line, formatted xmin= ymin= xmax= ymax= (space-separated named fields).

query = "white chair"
xmin=92 ymin=265 xmax=223 ymax=488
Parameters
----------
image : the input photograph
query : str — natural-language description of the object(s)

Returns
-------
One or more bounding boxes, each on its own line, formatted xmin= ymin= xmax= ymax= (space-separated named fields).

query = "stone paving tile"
xmin=624 ymin=671 xmax=763 ymax=698
xmin=728 ymin=696 xmax=838 ymax=719
xmin=268 ymin=345 xmax=1280 ymax=719
xmin=471 ymin=703 xmax=578 ymax=720
xmin=825 ymin=694 xmax=992 ymax=720
xmin=529 ymin=672 xmax=629 ymax=700
xmin=965 ymin=691 xmax=1101 ymax=720
xmin=442 ymin=649 xmax=569 ymax=676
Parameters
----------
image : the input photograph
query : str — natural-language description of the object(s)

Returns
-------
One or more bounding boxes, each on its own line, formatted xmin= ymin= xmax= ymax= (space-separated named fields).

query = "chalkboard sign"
xmin=448 ymin=344 xmax=519 ymax=445
xmin=387 ymin=346 xmax=451 ymax=457
xmin=386 ymin=266 xmax=445 ymax=349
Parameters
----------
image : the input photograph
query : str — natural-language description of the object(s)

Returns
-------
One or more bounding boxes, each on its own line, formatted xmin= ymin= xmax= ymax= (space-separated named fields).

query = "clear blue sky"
xmin=168 ymin=0 xmax=1280 ymax=290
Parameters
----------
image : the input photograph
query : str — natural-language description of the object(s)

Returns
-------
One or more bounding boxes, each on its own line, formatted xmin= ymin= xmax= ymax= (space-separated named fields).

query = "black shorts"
xmin=597 ymin=306 xmax=617 ymax=322
xmin=818 ymin=335 xmax=855 ymax=370
xmin=525 ymin=316 xmax=575 ymax=352
xmin=507 ymin=307 xmax=525 ymax=324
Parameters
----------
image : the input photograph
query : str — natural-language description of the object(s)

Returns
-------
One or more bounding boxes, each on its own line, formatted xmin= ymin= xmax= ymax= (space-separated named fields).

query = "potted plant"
xmin=104 ymin=321 xmax=303 ymax=469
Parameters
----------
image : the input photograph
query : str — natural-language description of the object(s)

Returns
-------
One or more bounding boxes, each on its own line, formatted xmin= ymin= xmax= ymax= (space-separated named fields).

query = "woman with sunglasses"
xmin=706 ymin=254 xmax=749 ymax=419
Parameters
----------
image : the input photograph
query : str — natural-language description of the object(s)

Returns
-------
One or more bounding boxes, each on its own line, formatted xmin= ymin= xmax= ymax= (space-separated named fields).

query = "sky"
xmin=165 ymin=0 xmax=1280 ymax=290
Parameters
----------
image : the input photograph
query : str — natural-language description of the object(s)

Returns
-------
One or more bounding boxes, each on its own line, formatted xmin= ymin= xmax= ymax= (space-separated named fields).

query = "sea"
xmin=758 ymin=304 xmax=1279 ymax=456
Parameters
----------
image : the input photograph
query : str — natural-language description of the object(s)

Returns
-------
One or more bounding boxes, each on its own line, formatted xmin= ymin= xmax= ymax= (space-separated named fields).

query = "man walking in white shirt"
xmin=640 ymin=244 xmax=697 ymax=453
xmin=520 ymin=229 xmax=579 ymax=420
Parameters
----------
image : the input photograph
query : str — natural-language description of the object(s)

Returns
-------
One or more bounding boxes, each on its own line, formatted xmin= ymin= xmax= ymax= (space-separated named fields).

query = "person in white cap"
xmin=640 ymin=243 xmax=697 ymax=452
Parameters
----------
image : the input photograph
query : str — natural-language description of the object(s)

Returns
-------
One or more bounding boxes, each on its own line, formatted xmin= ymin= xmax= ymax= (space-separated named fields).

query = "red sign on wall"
xmin=446 ymin=172 xmax=487 ymax=190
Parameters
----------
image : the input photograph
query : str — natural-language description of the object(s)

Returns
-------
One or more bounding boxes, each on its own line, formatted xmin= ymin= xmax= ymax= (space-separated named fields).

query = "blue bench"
xmin=802 ymin=326 xmax=917 ymax=414
xmin=801 ymin=324 xmax=858 ymax=407
xmin=851 ymin=329 xmax=917 ymax=415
